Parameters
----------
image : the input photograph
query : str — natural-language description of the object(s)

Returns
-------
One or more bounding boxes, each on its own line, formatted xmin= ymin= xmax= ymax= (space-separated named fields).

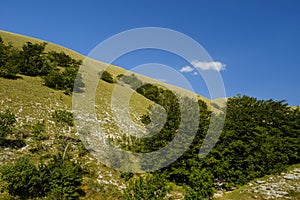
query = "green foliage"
xmin=121 ymin=84 xmax=181 ymax=154
xmin=62 ymin=67 xmax=84 ymax=93
xmin=122 ymin=86 xmax=300 ymax=198
xmin=0 ymin=36 xmax=84 ymax=93
xmin=51 ymin=109 xmax=74 ymax=150
xmin=99 ymin=70 xmax=115 ymax=83
xmin=52 ymin=109 xmax=74 ymax=127
xmin=1 ymin=155 xmax=83 ymax=200
xmin=184 ymin=168 xmax=214 ymax=200
xmin=0 ymin=157 xmax=45 ymax=199
xmin=47 ymin=51 xmax=82 ymax=68
xmin=117 ymin=73 xmax=143 ymax=89
xmin=120 ymin=172 xmax=134 ymax=181
xmin=43 ymin=67 xmax=84 ymax=94
xmin=41 ymin=154 xmax=83 ymax=200
xmin=124 ymin=173 xmax=170 ymax=200
xmin=120 ymin=83 xmax=214 ymax=198
xmin=18 ymin=42 xmax=47 ymax=76
xmin=0 ymin=37 xmax=20 ymax=78
xmin=43 ymin=69 xmax=65 ymax=89
xmin=40 ymin=49 xmax=84 ymax=93
xmin=31 ymin=120 xmax=46 ymax=144
xmin=203 ymin=95 xmax=300 ymax=188
xmin=0 ymin=109 xmax=16 ymax=138
xmin=136 ymin=83 xmax=159 ymax=101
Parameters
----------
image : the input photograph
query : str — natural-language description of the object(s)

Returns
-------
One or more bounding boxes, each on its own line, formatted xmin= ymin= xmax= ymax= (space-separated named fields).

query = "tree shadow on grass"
xmin=0 ymin=74 xmax=23 ymax=80
xmin=0 ymin=139 xmax=26 ymax=149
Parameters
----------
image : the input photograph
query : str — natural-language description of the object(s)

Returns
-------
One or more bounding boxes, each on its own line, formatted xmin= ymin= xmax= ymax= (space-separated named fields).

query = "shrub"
xmin=0 ymin=109 xmax=16 ymax=138
xmin=99 ymin=70 xmax=115 ymax=83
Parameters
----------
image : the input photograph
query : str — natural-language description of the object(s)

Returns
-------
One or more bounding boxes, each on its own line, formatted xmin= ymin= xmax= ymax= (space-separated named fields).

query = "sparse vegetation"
xmin=0 ymin=35 xmax=84 ymax=94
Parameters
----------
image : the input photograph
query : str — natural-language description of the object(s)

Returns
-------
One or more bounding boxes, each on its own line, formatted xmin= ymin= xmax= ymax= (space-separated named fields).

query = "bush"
xmin=43 ymin=68 xmax=84 ymax=93
xmin=124 ymin=174 xmax=169 ymax=200
xmin=1 ymin=157 xmax=45 ymax=198
xmin=43 ymin=69 xmax=65 ymax=90
xmin=99 ymin=70 xmax=114 ymax=83
xmin=41 ymin=154 xmax=83 ymax=200
xmin=117 ymin=73 xmax=143 ymax=89
xmin=1 ymin=155 xmax=84 ymax=199
xmin=0 ymin=109 xmax=16 ymax=138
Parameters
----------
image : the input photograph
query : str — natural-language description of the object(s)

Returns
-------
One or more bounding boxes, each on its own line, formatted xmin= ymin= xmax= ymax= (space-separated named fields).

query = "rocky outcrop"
xmin=247 ymin=167 xmax=300 ymax=199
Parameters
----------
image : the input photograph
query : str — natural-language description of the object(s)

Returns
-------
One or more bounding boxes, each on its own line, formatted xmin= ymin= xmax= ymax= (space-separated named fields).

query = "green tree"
xmin=47 ymin=51 xmax=82 ymax=68
xmin=18 ymin=42 xmax=47 ymax=76
xmin=0 ymin=37 xmax=20 ymax=78
xmin=202 ymin=95 xmax=300 ymax=188
xmin=42 ymin=69 xmax=65 ymax=89
xmin=62 ymin=67 xmax=84 ymax=94
xmin=42 ymin=68 xmax=84 ymax=94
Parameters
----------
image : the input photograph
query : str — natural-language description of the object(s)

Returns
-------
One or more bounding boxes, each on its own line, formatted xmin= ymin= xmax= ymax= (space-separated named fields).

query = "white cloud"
xmin=193 ymin=71 xmax=198 ymax=75
xmin=191 ymin=60 xmax=226 ymax=72
xmin=179 ymin=65 xmax=194 ymax=73
xmin=157 ymin=78 xmax=168 ymax=82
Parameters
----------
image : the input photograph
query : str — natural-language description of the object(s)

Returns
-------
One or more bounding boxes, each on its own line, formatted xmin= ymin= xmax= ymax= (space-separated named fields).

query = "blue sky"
xmin=1 ymin=0 xmax=300 ymax=105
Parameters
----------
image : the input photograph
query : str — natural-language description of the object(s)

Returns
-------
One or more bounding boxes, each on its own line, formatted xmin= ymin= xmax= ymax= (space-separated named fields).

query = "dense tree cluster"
xmin=123 ymin=84 xmax=300 ymax=199
xmin=202 ymin=96 xmax=300 ymax=188
xmin=1 ymin=154 xmax=83 ymax=199
xmin=0 ymin=36 xmax=84 ymax=93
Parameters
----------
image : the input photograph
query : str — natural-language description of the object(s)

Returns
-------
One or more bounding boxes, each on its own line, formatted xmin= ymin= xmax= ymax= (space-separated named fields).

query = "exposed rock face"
xmin=214 ymin=167 xmax=300 ymax=199
xmin=248 ymin=168 xmax=300 ymax=199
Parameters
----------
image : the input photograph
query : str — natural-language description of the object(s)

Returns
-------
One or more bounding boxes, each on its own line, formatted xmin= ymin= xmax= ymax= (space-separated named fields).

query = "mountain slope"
xmin=0 ymin=30 xmax=219 ymax=109
xmin=0 ymin=30 xmax=299 ymax=200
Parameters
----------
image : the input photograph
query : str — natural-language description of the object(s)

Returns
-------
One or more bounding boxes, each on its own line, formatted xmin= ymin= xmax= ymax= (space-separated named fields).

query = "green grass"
xmin=0 ymin=29 xmax=221 ymax=110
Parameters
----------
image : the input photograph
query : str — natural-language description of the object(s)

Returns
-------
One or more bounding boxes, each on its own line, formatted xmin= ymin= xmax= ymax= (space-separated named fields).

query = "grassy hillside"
xmin=0 ymin=30 xmax=218 ymax=108
xmin=0 ymin=30 xmax=157 ymax=199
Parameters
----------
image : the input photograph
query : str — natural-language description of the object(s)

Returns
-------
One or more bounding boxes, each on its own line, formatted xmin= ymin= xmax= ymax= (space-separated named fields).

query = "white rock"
xmin=256 ymin=180 xmax=266 ymax=184
xmin=283 ymin=174 xmax=297 ymax=180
